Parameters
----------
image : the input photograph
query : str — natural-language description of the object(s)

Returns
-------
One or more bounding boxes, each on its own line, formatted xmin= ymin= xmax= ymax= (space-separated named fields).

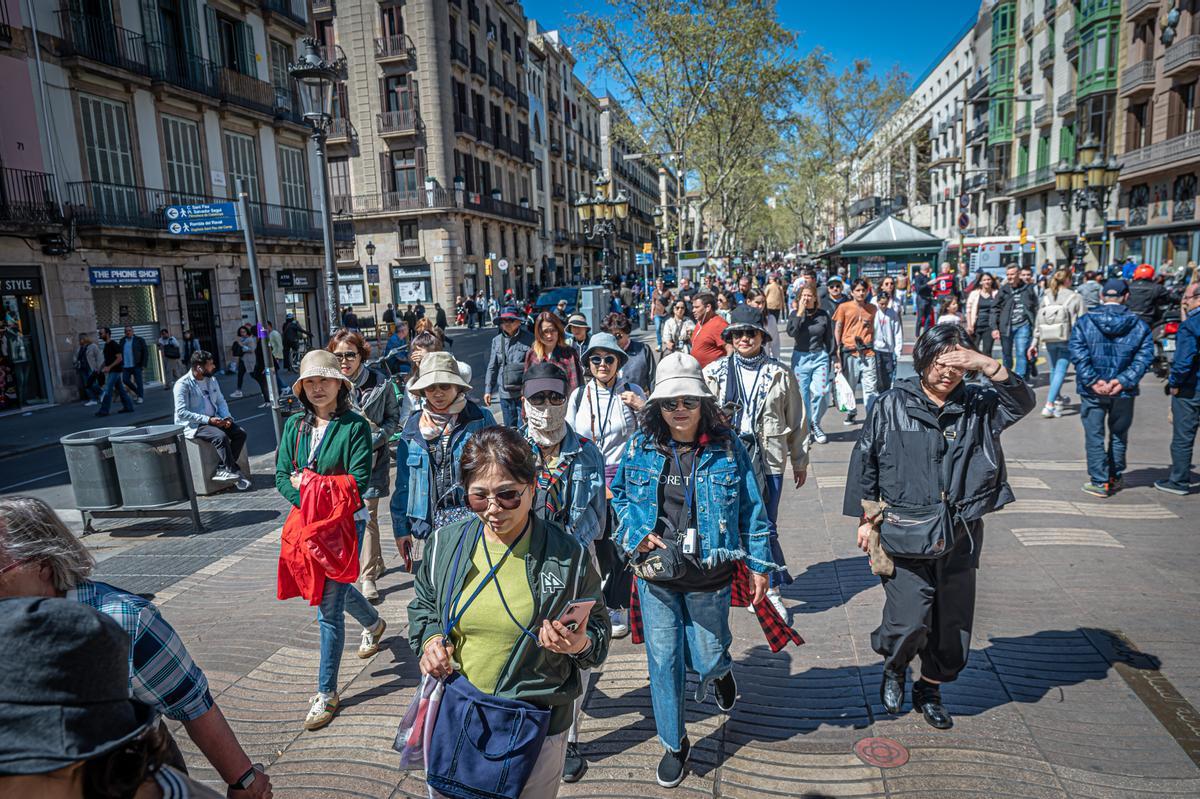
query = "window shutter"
xmin=141 ymin=0 xmax=164 ymax=73
xmin=380 ymin=152 xmax=391 ymax=193
xmin=204 ymin=4 xmax=220 ymax=67
xmin=416 ymin=147 xmax=427 ymax=186
xmin=180 ymin=0 xmax=202 ymax=60
xmin=240 ymin=22 xmax=257 ymax=78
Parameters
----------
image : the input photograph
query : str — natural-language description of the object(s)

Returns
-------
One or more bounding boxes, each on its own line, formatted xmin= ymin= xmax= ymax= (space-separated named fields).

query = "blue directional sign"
xmin=165 ymin=202 xmax=240 ymax=235
xmin=635 ymin=252 xmax=654 ymax=265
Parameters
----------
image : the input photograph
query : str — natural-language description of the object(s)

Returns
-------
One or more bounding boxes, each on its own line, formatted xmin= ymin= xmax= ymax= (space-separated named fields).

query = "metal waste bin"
xmin=60 ymin=427 xmax=135 ymax=510
xmin=109 ymin=425 xmax=191 ymax=508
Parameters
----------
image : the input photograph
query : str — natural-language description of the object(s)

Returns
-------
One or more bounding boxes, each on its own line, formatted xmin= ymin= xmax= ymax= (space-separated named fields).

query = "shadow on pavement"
xmin=781 ymin=556 xmax=876 ymax=614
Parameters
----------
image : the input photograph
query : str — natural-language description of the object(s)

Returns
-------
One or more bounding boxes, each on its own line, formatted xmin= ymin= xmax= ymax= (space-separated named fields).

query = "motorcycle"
xmin=1151 ymin=282 xmax=1186 ymax=379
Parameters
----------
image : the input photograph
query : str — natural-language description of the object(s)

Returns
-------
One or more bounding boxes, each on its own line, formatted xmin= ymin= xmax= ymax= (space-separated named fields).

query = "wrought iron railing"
xmin=0 ymin=167 xmax=61 ymax=224
xmin=57 ymin=11 xmax=150 ymax=76
xmin=378 ymin=109 xmax=418 ymax=135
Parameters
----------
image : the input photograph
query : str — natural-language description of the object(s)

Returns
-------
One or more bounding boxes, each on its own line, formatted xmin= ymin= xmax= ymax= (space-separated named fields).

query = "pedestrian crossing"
xmin=997 ymin=498 xmax=1178 ymax=519
xmin=1009 ymin=527 xmax=1125 ymax=548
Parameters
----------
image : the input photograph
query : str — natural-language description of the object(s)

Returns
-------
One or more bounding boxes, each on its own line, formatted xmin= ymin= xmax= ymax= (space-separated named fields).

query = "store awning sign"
xmin=89 ymin=268 xmax=162 ymax=287
xmin=0 ymin=276 xmax=42 ymax=295
xmin=165 ymin=202 xmax=240 ymax=234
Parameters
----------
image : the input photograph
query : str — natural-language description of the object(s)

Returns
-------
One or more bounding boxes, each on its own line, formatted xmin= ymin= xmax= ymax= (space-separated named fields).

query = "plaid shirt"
xmin=68 ymin=580 xmax=214 ymax=721
xmin=630 ymin=562 xmax=804 ymax=654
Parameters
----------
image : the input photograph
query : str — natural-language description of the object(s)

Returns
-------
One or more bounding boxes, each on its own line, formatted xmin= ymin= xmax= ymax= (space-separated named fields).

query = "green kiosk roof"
xmin=827 ymin=214 xmax=944 ymax=258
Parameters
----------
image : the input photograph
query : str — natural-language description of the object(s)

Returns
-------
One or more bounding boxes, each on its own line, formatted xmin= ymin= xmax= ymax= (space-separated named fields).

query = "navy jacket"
xmin=1169 ymin=313 xmax=1200 ymax=398
xmin=1067 ymin=304 xmax=1154 ymax=398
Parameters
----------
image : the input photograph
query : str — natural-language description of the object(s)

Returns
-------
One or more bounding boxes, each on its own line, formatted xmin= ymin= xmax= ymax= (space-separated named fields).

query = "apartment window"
xmin=279 ymin=145 xmax=307 ymax=210
xmin=380 ymin=5 xmax=403 ymax=37
xmin=1060 ymin=122 xmax=1076 ymax=162
xmin=384 ymin=74 xmax=413 ymax=113
xmin=1170 ymin=82 xmax=1199 ymax=138
xmin=79 ymin=94 xmax=136 ymax=215
xmin=465 ymin=221 xmax=473 ymax=254
xmin=211 ymin=11 xmax=255 ymax=76
xmin=269 ymin=39 xmax=292 ymax=105
xmin=224 ymin=131 xmax=260 ymax=201
xmin=1035 ymin=134 xmax=1050 ymax=170
xmin=328 ymin=157 xmax=351 ymax=210
xmin=162 ymin=115 xmax=204 ymax=199
xmin=389 ymin=148 xmax=418 ymax=194
xmin=1127 ymin=101 xmax=1151 ymax=151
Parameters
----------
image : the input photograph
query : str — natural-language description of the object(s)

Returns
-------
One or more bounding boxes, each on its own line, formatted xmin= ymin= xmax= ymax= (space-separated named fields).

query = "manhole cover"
xmin=854 ymin=736 xmax=909 ymax=768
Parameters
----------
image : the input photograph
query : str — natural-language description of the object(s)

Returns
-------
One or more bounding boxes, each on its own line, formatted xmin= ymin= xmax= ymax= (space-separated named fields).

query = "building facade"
xmin=2 ymin=0 xmax=331 ymax=409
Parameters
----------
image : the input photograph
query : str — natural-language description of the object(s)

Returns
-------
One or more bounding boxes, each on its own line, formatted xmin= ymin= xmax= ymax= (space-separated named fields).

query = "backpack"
xmin=231 ymin=339 xmax=243 ymax=357
xmin=162 ymin=340 xmax=181 ymax=360
xmin=1038 ymin=293 xmax=1072 ymax=343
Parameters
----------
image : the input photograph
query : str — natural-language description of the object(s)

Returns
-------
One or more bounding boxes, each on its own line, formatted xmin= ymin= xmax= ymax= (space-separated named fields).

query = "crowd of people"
xmin=3 ymin=253 xmax=1198 ymax=799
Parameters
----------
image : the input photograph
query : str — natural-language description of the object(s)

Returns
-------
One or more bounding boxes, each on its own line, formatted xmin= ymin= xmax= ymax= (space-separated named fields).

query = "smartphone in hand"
xmin=555 ymin=599 xmax=597 ymax=632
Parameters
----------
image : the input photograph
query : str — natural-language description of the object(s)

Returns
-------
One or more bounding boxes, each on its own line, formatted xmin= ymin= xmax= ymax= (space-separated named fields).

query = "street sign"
xmin=165 ymin=202 xmax=239 ymax=235
xmin=497 ymin=258 xmax=509 ymax=272
xmin=957 ymin=213 xmax=970 ymax=231
xmin=642 ymin=242 xmax=653 ymax=254
xmin=676 ymin=249 xmax=707 ymax=268
xmin=635 ymin=253 xmax=653 ymax=265
xmin=366 ymin=265 xmax=380 ymax=283
xmin=959 ymin=194 xmax=970 ymax=211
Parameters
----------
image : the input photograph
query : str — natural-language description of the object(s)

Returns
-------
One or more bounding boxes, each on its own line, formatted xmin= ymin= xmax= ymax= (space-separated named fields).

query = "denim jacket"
xmin=389 ymin=399 xmax=494 ymax=540
xmin=524 ymin=424 xmax=607 ymax=547
xmin=610 ymin=431 xmax=776 ymax=573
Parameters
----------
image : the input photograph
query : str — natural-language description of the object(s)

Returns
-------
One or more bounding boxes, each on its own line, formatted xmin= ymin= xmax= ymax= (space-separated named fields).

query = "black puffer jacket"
xmin=842 ymin=374 xmax=1036 ymax=523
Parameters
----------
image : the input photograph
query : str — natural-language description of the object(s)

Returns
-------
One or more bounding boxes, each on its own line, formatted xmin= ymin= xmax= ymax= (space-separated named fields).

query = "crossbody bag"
xmin=878 ymin=423 xmax=962 ymax=559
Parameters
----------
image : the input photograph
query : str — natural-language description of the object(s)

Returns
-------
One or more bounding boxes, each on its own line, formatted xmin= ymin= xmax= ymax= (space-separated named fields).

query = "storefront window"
xmin=0 ymin=289 xmax=48 ymax=410
xmin=338 ymin=269 xmax=366 ymax=306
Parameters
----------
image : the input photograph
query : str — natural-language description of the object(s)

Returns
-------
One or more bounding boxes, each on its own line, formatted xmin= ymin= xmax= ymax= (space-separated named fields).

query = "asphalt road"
xmin=0 ymin=327 xmax=499 ymax=510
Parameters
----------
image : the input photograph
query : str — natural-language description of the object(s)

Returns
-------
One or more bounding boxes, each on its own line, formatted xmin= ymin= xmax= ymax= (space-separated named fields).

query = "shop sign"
xmin=89 ymin=267 xmax=161 ymax=287
xmin=277 ymin=271 xmax=294 ymax=287
xmin=0 ymin=275 xmax=42 ymax=295
xmin=278 ymin=270 xmax=316 ymax=289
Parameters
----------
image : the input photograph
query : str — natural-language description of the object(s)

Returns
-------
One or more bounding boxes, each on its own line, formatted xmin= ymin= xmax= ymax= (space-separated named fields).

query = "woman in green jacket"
xmin=408 ymin=426 xmax=610 ymax=798
xmin=275 ymin=350 xmax=388 ymax=732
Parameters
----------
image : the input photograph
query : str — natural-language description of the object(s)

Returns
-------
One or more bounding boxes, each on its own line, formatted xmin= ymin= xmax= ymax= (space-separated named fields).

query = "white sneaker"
xmin=766 ymin=589 xmax=788 ymax=621
xmin=358 ymin=617 xmax=386 ymax=658
xmin=84 ymin=400 xmax=97 ymax=406
xmin=361 ymin=579 xmax=379 ymax=602
xmin=810 ymin=424 xmax=828 ymax=444
xmin=304 ymin=692 xmax=339 ymax=731
xmin=212 ymin=468 xmax=240 ymax=482
xmin=1040 ymin=404 xmax=1055 ymax=418
xmin=609 ymin=609 xmax=629 ymax=639
xmin=134 ymin=396 xmax=144 ymax=404
xmin=235 ymin=477 xmax=251 ymax=491
xmin=230 ymin=390 xmax=244 ymax=399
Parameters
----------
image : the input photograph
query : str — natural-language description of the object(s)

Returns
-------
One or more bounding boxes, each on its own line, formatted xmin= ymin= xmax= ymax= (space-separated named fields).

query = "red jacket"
xmin=278 ymin=472 xmax=361 ymax=605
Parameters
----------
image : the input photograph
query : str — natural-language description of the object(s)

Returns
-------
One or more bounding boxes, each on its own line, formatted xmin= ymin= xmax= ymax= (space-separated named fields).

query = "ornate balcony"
xmin=1164 ymin=35 xmax=1200 ymax=79
xmin=377 ymin=109 xmax=418 ymax=136
xmin=1038 ymin=45 xmax=1054 ymax=70
xmin=451 ymin=40 xmax=469 ymax=68
xmin=1034 ymin=104 xmax=1052 ymax=127
xmin=0 ymin=168 xmax=61 ymax=225
xmin=1120 ymin=60 xmax=1157 ymax=97
xmin=462 ymin=193 xmax=537 ymax=224
xmin=375 ymin=34 xmax=414 ymax=65
xmin=1126 ymin=0 xmax=1159 ymax=22
xmin=1121 ymin=129 xmax=1200 ymax=180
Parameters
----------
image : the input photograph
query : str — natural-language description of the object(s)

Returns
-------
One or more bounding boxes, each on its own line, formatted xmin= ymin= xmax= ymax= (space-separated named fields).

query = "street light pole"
xmin=313 ymin=126 xmax=339 ymax=343
xmin=366 ymin=240 xmax=377 ymax=342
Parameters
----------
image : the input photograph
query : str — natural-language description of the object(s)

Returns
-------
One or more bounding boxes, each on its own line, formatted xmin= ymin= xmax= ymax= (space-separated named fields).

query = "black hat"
xmin=522 ymin=361 xmax=568 ymax=398
xmin=721 ymin=304 xmax=772 ymax=342
xmin=0 ymin=597 xmax=159 ymax=776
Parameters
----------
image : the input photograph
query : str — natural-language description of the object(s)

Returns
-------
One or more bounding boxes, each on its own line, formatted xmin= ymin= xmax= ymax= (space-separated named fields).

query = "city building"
xmin=2 ymin=0 xmax=331 ymax=409
xmin=598 ymin=94 xmax=668 ymax=279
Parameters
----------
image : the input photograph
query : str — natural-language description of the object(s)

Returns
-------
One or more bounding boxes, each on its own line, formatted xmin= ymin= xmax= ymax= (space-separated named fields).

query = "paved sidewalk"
xmin=76 ymin=348 xmax=1198 ymax=798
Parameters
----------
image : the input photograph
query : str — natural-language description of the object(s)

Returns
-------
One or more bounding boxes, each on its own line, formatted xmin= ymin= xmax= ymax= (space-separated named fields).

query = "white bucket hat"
xmin=647 ymin=352 xmax=713 ymax=402
xmin=292 ymin=350 xmax=353 ymax=398
xmin=408 ymin=351 xmax=471 ymax=392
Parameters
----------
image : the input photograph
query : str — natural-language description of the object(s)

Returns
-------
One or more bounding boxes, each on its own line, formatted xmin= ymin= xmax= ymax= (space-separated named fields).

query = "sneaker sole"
xmin=1154 ymin=484 xmax=1189 ymax=496
xmin=303 ymin=713 xmax=335 ymax=731
xmin=1080 ymin=487 xmax=1110 ymax=498
xmin=656 ymin=755 xmax=690 ymax=788
xmin=561 ymin=759 xmax=588 ymax=784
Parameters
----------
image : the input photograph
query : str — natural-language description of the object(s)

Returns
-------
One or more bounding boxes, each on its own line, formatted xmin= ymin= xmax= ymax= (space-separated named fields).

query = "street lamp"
xmin=365 ymin=240 xmax=377 ymax=338
xmin=575 ymin=173 xmax=629 ymax=284
xmin=1056 ymin=138 xmax=1121 ymax=271
xmin=289 ymin=37 xmax=348 ymax=343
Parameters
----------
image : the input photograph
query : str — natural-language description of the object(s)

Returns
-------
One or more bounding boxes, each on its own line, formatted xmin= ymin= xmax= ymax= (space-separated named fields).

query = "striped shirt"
xmin=68 ymin=580 xmax=214 ymax=721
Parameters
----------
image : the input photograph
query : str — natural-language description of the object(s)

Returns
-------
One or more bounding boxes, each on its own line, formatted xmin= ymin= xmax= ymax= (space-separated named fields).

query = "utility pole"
xmin=236 ymin=179 xmax=282 ymax=447
xmin=958 ymin=79 xmax=967 ymax=270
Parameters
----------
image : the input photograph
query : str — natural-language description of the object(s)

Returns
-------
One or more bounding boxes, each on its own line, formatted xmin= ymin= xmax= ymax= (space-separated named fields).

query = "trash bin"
xmin=109 ymin=425 xmax=191 ymax=508
xmin=60 ymin=427 xmax=135 ymax=510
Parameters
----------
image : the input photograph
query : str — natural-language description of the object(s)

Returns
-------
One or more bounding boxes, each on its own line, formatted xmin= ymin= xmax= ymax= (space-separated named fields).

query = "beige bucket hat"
xmin=291 ymin=350 xmax=353 ymax=398
xmin=646 ymin=352 xmax=713 ymax=402
xmin=408 ymin=351 xmax=471 ymax=393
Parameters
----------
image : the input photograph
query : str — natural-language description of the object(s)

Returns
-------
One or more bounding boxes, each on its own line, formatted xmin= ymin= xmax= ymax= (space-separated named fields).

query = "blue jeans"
xmin=639 ymin=580 xmax=733 ymax=752
xmin=791 ymin=350 xmax=829 ymax=431
xmin=762 ymin=473 xmax=790 ymax=587
xmin=1167 ymin=393 xmax=1200 ymax=490
xmin=1045 ymin=342 xmax=1070 ymax=405
xmin=498 ymin=396 xmax=523 ymax=427
xmin=1080 ymin=395 xmax=1135 ymax=485
xmin=317 ymin=520 xmax=380 ymax=694
xmin=98 ymin=370 xmax=133 ymax=414
xmin=1009 ymin=324 xmax=1032 ymax=381
xmin=654 ymin=314 xmax=667 ymax=348
xmin=122 ymin=366 xmax=144 ymax=400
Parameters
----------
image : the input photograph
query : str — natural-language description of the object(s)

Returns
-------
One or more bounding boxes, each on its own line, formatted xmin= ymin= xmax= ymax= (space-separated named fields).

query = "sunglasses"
xmin=659 ymin=397 xmax=701 ymax=411
xmin=466 ymin=487 xmax=528 ymax=511
xmin=332 ymin=351 xmax=359 ymax=361
xmin=589 ymin=355 xmax=618 ymax=367
xmin=527 ymin=391 xmax=566 ymax=406
xmin=731 ymin=329 xmax=759 ymax=340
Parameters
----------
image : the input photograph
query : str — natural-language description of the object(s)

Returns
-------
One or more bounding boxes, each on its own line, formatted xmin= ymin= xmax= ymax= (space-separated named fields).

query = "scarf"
xmin=418 ymin=393 xmax=467 ymax=440
xmin=524 ymin=399 xmax=568 ymax=447
xmin=733 ymin=350 xmax=768 ymax=371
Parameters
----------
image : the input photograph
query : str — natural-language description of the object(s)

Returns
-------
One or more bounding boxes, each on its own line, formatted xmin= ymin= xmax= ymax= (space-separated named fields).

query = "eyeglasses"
xmin=731 ymin=329 xmax=759 ymax=340
xmin=425 ymin=383 xmax=456 ymax=393
xmin=659 ymin=397 xmax=701 ymax=411
xmin=589 ymin=355 xmax=618 ymax=367
xmin=466 ymin=487 xmax=528 ymax=511
xmin=332 ymin=351 xmax=359 ymax=361
xmin=527 ymin=391 xmax=566 ymax=406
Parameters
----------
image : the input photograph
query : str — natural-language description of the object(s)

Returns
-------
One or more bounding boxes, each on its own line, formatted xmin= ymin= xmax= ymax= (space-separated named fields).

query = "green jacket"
xmin=274 ymin=411 xmax=374 ymax=508
xmin=407 ymin=515 xmax=610 ymax=735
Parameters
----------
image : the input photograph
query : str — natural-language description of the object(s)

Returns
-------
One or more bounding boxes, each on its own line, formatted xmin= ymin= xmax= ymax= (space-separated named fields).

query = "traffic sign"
xmin=642 ymin=242 xmax=653 ymax=254
xmin=635 ymin=253 xmax=653 ymax=265
xmin=957 ymin=213 xmax=970 ymax=231
xmin=165 ymin=202 xmax=239 ymax=234
xmin=959 ymin=194 xmax=970 ymax=211
xmin=497 ymin=258 xmax=509 ymax=272
xmin=366 ymin=265 xmax=380 ymax=283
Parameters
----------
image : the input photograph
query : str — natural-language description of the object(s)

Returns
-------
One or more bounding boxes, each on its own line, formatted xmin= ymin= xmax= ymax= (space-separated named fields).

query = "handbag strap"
xmin=441 ymin=520 xmax=539 ymax=647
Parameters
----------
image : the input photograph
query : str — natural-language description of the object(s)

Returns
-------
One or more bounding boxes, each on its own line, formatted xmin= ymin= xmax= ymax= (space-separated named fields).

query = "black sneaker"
xmin=714 ymin=671 xmax=737 ymax=712
xmin=561 ymin=742 xmax=587 ymax=783
xmin=656 ymin=737 xmax=690 ymax=788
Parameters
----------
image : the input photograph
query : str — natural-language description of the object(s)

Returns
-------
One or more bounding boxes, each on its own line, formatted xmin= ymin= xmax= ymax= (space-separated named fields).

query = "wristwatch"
xmin=229 ymin=765 xmax=258 ymax=792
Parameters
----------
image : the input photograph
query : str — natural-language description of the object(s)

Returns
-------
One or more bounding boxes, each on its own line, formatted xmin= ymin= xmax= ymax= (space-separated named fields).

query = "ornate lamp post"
xmin=289 ymin=37 xmax=348 ymax=342
xmin=574 ymin=173 xmax=629 ymax=284
xmin=1055 ymin=135 xmax=1121 ymax=272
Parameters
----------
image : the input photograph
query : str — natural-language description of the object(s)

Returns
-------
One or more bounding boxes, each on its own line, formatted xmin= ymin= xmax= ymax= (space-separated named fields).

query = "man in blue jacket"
xmin=1068 ymin=279 xmax=1154 ymax=497
xmin=1156 ymin=284 xmax=1200 ymax=495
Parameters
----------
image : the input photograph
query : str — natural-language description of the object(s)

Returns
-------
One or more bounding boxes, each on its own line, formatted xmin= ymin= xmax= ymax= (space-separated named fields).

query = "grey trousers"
xmin=872 ymin=520 xmax=982 ymax=682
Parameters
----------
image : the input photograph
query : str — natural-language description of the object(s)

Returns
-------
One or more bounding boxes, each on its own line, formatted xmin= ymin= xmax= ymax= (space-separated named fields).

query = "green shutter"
xmin=141 ymin=0 xmax=164 ymax=73
xmin=240 ymin=21 xmax=257 ymax=78
xmin=180 ymin=0 xmax=202 ymax=60
xmin=204 ymin=4 xmax=220 ymax=67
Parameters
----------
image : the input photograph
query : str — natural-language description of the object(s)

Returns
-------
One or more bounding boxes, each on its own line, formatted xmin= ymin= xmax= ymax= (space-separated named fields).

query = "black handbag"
xmin=878 ymin=424 xmax=961 ymax=559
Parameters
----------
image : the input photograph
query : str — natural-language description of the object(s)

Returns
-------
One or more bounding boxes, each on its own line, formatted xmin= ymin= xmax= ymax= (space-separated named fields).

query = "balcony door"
xmin=384 ymin=75 xmax=413 ymax=114
xmin=66 ymin=0 xmax=116 ymax=57
xmin=79 ymin=94 xmax=137 ymax=221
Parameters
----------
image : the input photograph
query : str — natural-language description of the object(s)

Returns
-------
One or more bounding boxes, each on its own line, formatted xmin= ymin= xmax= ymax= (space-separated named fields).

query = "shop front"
xmin=1115 ymin=224 xmax=1199 ymax=275
xmin=391 ymin=265 xmax=433 ymax=306
xmin=88 ymin=267 xmax=162 ymax=384
xmin=0 ymin=268 xmax=51 ymax=411
xmin=278 ymin=269 xmax=322 ymax=334
xmin=823 ymin=215 xmax=944 ymax=282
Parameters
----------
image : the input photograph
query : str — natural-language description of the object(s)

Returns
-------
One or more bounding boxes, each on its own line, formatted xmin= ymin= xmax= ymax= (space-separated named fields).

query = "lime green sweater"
xmin=274 ymin=411 xmax=373 ymax=508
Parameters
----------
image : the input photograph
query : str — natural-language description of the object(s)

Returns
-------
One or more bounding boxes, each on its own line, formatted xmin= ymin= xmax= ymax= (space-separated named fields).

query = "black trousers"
xmin=596 ymin=505 xmax=632 ymax=610
xmin=193 ymin=423 xmax=247 ymax=472
xmin=872 ymin=519 xmax=982 ymax=682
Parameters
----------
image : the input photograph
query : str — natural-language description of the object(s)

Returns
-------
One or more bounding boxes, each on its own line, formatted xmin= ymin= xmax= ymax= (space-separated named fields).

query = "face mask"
xmin=524 ymin=399 xmax=568 ymax=446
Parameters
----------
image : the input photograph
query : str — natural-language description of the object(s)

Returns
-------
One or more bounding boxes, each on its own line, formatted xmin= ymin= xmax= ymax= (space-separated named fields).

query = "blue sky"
xmin=520 ymin=0 xmax=983 ymax=90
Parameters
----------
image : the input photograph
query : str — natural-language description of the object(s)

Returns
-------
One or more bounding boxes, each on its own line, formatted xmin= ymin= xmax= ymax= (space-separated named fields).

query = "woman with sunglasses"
xmin=275 ymin=350 xmax=386 ymax=731
xmin=566 ymin=332 xmax=646 ymax=638
xmin=661 ymin=300 xmax=696 ymax=354
xmin=610 ymin=352 xmax=773 ymax=788
xmin=391 ymin=351 xmax=494 ymax=556
xmin=702 ymin=305 xmax=808 ymax=621
xmin=329 ymin=330 xmax=400 ymax=603
xmin=408 ymin=426 xmax=610 ymax=799
xmin=525 ymin=311 xmax=585 ymax=396
xmin=743 ymin=289 xmax=781 ymax=359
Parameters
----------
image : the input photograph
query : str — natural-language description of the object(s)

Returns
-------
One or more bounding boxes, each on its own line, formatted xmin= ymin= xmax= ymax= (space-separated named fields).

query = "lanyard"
xmin=589 ymin=380 xmax=620 ymax=442
xmin=669 ymin=441 xmax=701 ymax=533
xmin=734 ymin=360 xmax=764 ymax=428
xmin=441 ymin=519 xmax=539 ymax=646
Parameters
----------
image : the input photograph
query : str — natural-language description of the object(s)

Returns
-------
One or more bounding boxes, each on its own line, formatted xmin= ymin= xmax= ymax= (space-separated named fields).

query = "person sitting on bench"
xmin=173 ymin=350 xmax=250 ymax=491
